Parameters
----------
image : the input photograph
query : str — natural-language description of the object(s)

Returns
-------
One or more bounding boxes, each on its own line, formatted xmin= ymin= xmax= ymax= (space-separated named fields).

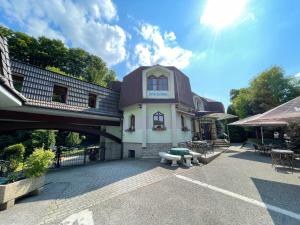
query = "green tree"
xmin=0 ymin=26 xmax=116 ymax=87
xmin=31 ymin=130 xmax=56 ymax=149
xmin=230 ymin=66 xmax=300 ymax=118
xmin=66 ymin=132 xmax=82 ymax=147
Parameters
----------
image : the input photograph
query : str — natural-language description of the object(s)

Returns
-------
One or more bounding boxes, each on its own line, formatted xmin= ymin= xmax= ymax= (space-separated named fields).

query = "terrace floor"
xmin=0 ymin=145 xmax=299 ymax=225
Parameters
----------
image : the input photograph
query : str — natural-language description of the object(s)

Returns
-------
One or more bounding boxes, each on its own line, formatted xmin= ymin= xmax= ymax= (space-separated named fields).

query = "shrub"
xmin=286 ymin=123 xmax=300 ymax=150
xmin=3 ymin=143 xmax=25 ymax=171
xmin=228 ymin=126 xmax=247 ymax=143
xmin=24 ymin=148 xmax=55 ymax=178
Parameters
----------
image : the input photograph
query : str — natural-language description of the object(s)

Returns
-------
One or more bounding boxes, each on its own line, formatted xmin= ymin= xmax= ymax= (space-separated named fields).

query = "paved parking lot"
xmin=0 ymin=145 xmax=299 ymax=225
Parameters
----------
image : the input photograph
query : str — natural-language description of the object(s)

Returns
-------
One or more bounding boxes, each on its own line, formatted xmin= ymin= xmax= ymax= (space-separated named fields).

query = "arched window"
xmin=153 ymin=111 xmax=165 ymax=129
xmin=158 ymin=75 xmax=168 ymax=90
xmin=129 ymin=114 xmax=135 ymax=131
xmin=147 ymin=75 xmax=156 ymax=90
xmin=147 ymin=75 xmax=168 ymax=91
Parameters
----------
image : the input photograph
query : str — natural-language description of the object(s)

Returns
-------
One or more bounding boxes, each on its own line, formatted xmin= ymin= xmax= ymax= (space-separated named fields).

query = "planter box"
xmin=0 ymin=176 xmax=45 ymax=210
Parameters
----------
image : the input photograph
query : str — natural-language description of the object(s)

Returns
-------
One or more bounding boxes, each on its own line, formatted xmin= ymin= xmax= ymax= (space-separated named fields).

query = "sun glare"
xmin=200 ymin=0 xmax=249 ymax=31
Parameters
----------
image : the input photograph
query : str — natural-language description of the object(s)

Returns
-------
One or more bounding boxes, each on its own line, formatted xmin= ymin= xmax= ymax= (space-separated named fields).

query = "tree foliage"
xmin=228 ymin=66 xmax=300 ymax=118
xmin=31 ymin=130 xmax=56 ymax=150
xmin=0 ymin=26 xmax=116 ymax=87
xmin=24 ymin=148 xmax=55 ymax=178
xmin=3 ymin=143 xmax=25 ymax=171
xmin=66 ymin=132 xmax=82 ymax=147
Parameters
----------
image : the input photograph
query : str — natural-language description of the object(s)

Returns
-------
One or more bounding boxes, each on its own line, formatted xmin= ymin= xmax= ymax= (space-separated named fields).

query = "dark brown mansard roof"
xmin=192 ymin=92 xmax=225 ymax=115
xmin=119 ymin=65 xmax=225 ymax=113
xmin=10 ymin=60 xmax=121 ymax=118
xmin=119 ymin=66 xmax=194 ymax=109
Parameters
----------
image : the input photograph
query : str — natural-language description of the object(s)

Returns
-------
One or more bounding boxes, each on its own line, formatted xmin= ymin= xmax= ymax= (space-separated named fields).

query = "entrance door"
xmin=202 ymin=123 xmax=212 ymax=140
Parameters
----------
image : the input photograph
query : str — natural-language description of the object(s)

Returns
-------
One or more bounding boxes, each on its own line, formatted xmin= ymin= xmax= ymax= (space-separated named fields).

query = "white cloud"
xmin=130 ymin=23 xmax=193 ymax=69
xmin=0 ymin=0 xmax=126 ymax=65
xmin=295 ymin=72 xmax=300 ymax=78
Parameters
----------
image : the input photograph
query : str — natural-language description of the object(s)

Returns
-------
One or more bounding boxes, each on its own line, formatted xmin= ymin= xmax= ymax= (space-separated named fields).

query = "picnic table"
xmin=271 ymin=149 xmax=294 ymax=171
xmin=170 ymin=148 xmax=190 ymax=156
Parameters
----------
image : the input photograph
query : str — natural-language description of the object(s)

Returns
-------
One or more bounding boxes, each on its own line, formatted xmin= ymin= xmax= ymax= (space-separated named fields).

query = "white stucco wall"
xmin=122 ymin=103 xmax=193 ymax=145
xmin=122 ymin=104 xmax=143 ymax=143
xmin=146 ymin=104 xmax=172 ymax=143
xmin=176 ymin=113 xmax=193 ymax=143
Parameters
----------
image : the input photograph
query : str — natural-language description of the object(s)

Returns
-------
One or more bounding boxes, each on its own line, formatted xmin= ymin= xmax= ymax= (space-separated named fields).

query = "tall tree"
xmin=0 ymin=26 xmax=116 ymax=87
xmin=229 ymin=66 xmax=300 ymax=118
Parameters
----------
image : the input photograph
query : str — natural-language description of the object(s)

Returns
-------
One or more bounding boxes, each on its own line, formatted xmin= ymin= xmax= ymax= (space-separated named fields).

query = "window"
xmin=181 ymin=115 xmax=185 ymax=129
xmin=12 ymin=75 xmax=24 ymax=92
xmin=181 ymin=115 xmax=189 ymax=131
xmin=153 ymin=111 xmax=165 ymax=130
xmin=88 ymin=93 xmax=97 ymax=108
xmin=130 ymin=114 xmax=135 ymax=130
xmin=147 ymin=75 xmax=168 ymax=91
xmin=52 ymin=85 xmax=67 ymax=103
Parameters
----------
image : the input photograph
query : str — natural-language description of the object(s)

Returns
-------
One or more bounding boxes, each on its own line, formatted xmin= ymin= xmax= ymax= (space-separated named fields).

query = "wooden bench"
xmin=159 ymin=152 xmax=181 ymax=166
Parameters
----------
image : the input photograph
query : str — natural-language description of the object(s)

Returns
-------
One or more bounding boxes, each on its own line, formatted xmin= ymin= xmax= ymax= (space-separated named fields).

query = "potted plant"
xmin=0 ymin=147 xmax=54 ymax=210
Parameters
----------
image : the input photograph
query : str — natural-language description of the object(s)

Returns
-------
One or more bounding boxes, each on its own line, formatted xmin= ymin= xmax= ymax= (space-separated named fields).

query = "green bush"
xmin=3 ymin=143 xmax=25 ymax=171
xmin=228 ymin=126 xmax=247 ymax=143
xmin=24 ymin=148 xmax=55 ymax=178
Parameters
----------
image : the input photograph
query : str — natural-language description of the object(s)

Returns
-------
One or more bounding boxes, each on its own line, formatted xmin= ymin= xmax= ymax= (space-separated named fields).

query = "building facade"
xmin=119 ymin=65 xmax=224 ymax=158
xmin=0 ymin=35 xmax=225 ymax=160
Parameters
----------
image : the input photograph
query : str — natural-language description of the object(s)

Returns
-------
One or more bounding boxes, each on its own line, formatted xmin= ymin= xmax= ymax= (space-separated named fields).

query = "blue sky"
xmin=0 ymin=0 xmax=300 ymax=108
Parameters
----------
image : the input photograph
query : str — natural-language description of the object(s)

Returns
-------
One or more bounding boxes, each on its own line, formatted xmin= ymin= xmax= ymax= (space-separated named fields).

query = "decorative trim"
xmin=152 ymin=126 xmax=166 ymax=131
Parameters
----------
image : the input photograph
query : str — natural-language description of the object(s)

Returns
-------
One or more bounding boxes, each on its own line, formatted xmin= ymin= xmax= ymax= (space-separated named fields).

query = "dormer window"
xmin=88 ymin=93 xmax=97 ymax=108
xmin=147 ymin=76 xmax=168 ymax=91
xmin=12 ymin=75 xmax=24 ymax=92
xmin=52 ymin=84 xmax=67 ymax=103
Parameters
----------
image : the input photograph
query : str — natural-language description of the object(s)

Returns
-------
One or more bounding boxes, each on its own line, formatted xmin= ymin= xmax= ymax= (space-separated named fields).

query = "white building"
xmin=118 ymin=65 xmax=224 ymax=158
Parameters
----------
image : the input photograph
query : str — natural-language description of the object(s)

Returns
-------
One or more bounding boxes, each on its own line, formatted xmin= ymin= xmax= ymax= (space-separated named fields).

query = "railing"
xmin=53 ymin=146 xmax=105 ymax=168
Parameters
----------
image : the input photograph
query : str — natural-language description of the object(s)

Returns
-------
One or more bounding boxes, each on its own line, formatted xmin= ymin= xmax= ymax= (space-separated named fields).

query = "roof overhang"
xmin=0 ymin=83 xmax=23 ymax=107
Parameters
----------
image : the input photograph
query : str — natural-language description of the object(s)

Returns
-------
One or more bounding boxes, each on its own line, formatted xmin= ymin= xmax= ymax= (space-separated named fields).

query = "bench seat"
xmin=159 ymin=152 xmax=181 ymax=166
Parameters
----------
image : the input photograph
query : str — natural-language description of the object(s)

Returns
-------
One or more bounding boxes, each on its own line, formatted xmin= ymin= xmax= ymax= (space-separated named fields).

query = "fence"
xmin=53 ymin=144 xmax=122 ymax=168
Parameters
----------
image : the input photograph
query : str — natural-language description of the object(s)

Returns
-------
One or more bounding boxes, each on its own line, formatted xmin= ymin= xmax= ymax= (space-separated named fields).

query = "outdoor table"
xmin=170 ymin=148 xmax=190 ymax=156
xmin=271 ymin=149 xmax=294 ymax=171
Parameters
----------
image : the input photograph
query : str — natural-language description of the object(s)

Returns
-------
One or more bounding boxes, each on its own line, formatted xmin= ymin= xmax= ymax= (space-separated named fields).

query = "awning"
xmin=253 ymin=96 xmax=300 ymax=122
xmin=202 ymin=113 xmax=238 ymax=121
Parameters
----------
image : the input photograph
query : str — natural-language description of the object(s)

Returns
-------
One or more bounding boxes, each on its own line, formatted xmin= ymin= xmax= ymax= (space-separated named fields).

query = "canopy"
xmin=202 ymin=113 xmax=238 ymax=121
xmin=254 ymin=96 xmax=300 ymax=122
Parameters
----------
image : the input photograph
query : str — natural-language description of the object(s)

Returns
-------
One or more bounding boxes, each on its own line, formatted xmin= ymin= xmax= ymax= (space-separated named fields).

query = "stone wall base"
xmin=123 ymin=142 xmax=172 ymax=158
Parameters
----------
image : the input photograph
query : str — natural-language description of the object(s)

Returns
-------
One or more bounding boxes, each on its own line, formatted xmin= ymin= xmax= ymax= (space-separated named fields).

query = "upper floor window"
xmin=52 ymin=84 xmax=67 ymax=103
xmin=12 ymin=75 xmax=24 ymax=92
xmin=88 ymin=93 xmax=97 ymax=108
xmin=153 ymin=111 xmax=165 ymax=130
xmin=147 ymin=75 xmax=168 ymax=91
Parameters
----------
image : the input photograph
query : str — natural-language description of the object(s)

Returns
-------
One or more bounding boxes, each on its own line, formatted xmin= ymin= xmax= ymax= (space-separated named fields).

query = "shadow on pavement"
xmin=15 ymin=158 xmax=189 ymax=205
xmin=229 ymin=151 xmax=272 ymax=164
xmin=251 ymin=177 xmax=300 ymax=225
